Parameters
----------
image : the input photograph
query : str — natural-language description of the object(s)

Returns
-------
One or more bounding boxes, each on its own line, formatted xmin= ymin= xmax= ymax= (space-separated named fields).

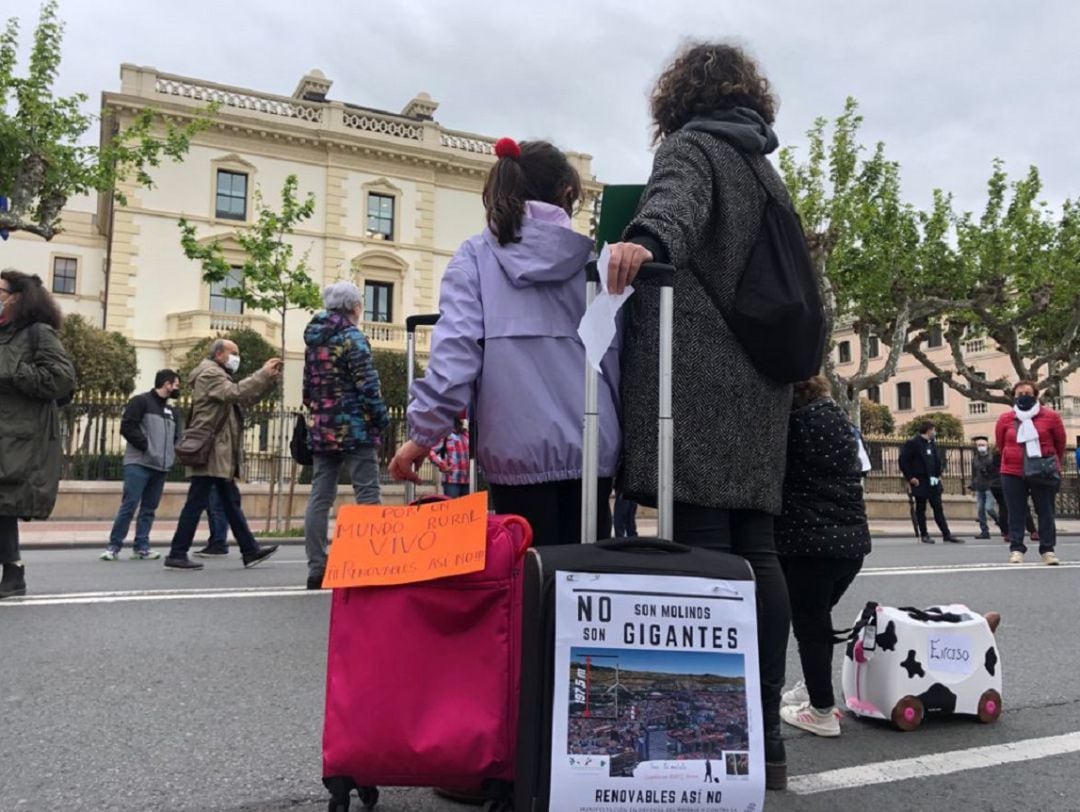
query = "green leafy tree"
xmin=904 ymin=161 xmax=1080 ymax=405
xmin=177 ymin=328 xmax=277 ymax=392
xmin=859 ymin=398 xmax=895 ymax=437
xmin=899 ymin=412 xmax=966 ymax=441
xmin=0 ymin=1 xmax=210 ymax=239
xmin=58 ymin=314 xmax=137 ymax=395
xmin=780 ymin=98 xmax=955 ymax=421
xmin=372 ymin=349 xmax=423 ymax=414
xmin=179 ymin=174 xmax=321 ymax=527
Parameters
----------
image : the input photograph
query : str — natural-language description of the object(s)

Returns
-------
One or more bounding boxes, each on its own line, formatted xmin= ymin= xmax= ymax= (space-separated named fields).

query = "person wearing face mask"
xmin=99 ymin=369 xmax=184 ymax=561
xmin=301 ymin=281 xmax=389 ymax=590
xmin=899 ymin=421 xmax=965 ymax=544
xmin=164 ymin=339 xmax=283 ymax=570
xmin=995 ymin=381 xmax=1066 ymax=565
xmin=969 ymin=436 xmax=998 ymax=540
xmin=0 ymin=268 xmax=77 ymax=599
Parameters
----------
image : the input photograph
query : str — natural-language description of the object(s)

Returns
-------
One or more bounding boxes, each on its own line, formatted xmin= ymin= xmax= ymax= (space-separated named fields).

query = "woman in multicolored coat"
xmin=301 ymin=281 xmax=390 ymax=589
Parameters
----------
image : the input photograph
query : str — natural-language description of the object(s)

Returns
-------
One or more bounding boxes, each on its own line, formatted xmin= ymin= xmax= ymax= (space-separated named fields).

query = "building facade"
xmin=2 ymin=65 xmax=601 ymax=405
xmin=832 ymin=321 xmax=1080 ymax=440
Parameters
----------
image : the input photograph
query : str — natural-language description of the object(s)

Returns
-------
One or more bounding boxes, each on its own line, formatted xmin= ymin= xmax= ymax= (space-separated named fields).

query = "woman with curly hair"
xmin=0 ymin=269 xmax=77 ymax=598
xmin=607 ymin=42 xmax=794 ymax=789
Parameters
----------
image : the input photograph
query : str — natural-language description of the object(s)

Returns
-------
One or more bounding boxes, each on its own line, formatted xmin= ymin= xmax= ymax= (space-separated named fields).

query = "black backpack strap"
xmin=898 ymin=606 xmax=966 ymax=623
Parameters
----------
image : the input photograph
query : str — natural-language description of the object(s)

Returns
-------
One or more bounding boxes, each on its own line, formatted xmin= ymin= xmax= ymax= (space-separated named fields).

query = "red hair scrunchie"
xmin=494 ymin=137 xmax=521 ymax=159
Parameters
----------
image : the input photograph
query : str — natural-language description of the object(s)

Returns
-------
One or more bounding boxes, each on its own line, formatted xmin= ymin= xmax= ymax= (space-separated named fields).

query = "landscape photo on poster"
xmin=567 ymin=647 xmax=749 ymax=779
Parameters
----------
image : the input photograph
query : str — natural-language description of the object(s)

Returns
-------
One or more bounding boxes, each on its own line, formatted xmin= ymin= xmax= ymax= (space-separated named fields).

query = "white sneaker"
xmin=1009 ymin=551 xmax=1024 ymax=564
xmin=781 ymin=680 xmax=809 ymax=707
xmin=781 ymin=701 xmax=841 ymax=737
xmin=99 ymin=549 xmax=119 ymax=561
xmin=130 ymin=549 xmax=162 ymax=561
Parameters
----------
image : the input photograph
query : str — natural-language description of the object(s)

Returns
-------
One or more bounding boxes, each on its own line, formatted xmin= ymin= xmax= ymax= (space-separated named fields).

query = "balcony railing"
xmin=360 ymin=321 xmax=432 ymax=354
xmin=166 ymin=310 xmax=281 ymax=345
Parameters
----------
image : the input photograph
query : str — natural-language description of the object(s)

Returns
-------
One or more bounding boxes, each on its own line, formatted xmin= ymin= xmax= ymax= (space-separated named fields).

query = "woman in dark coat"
xmin=775 ymin=376 xmax=870 ymax=737
xmin=607 ymin=42 xmax=794 ymax=789
xmin=0 ymin=269 xmax=77 ymax=598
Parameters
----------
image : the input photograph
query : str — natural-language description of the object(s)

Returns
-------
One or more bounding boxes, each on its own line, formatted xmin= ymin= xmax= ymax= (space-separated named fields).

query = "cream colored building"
xmin=833 ymin=322 xmax=1080 ymax=440
xmin=2 ymin=65 xmax=600 ymax=405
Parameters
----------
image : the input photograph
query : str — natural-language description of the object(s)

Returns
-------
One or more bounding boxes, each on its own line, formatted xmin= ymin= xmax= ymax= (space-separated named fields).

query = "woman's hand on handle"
xmin=606 ymin=243 xmax=653 ymax=295
xmin=389 ymin=440 xmax=432 ymax=484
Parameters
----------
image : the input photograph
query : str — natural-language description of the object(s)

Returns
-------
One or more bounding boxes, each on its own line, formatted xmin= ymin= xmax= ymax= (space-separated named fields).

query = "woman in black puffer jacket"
xmin=775 ymin=375 xmax=870 ymax=737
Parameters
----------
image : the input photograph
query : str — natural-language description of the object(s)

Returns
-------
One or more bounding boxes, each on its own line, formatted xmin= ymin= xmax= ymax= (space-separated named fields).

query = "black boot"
xmin=763 ymin=687 xmax=787 ymax=790
xmin=0 ymin=563 xmax=26 ymax=599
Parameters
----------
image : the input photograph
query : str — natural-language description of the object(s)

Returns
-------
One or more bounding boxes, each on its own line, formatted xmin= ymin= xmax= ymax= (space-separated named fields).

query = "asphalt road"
xmin=3 ymin=535 xmax=1080 ymax=811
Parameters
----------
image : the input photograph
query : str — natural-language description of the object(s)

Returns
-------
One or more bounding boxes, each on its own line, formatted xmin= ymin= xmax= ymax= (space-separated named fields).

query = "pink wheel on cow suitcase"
xmin=891 ymin=696 xmax=924 ymax=731
xmin=977 ymin=689 xmax=1003 ymax=724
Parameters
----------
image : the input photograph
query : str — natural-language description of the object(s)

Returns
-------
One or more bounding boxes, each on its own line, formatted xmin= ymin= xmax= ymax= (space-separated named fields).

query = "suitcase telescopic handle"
xmin=404 ymin=313 xmax=440 ymax=504
xmin=581 ymin=260 xmax=676 ymax=546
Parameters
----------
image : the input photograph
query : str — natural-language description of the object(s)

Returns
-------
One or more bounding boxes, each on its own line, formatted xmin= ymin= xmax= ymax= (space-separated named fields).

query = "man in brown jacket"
xmin=164 ymin=339 xmax=283 ymax=571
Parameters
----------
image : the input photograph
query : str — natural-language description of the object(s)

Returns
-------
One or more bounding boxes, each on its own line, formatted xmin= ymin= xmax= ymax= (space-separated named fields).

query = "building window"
xmin=866 ymin=385 xmax=881 ymax=404
xmin=867 ymin=336 xmax=880 ymax=359
xmin=364 ymin=281 xmax=393 ymax=323
xmin=838 ymin=341 xmax=852 ymax=364
xmin=896 ymin=382 xmax=912 ymax=412
xmin=928 ymin=378 xmax=946 ymax=408
xmin=215 ymin=170 xmax=248 ymax=220
xmin=367 ymin=193 xmax=395 ymax=240
xmin=926 ymin=325 xmax=943 ymax=349
xmin=209 ymin=267 xmax=245 ymax=314
xmin=52 ymin=257 xmax=77 ymax=295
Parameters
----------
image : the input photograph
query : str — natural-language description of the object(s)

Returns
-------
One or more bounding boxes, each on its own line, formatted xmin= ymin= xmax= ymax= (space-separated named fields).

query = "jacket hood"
xmin=681 ymin=106 xmax=779 ymax=154
xmin=482 ymin=217 xmax=594 ymax=289
xmin=305 ymin=311 xmax=354 ymax=348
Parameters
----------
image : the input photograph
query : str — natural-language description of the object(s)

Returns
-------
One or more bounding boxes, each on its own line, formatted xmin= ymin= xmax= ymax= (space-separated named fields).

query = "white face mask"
xmin=225 ymin=354 xmax=241 ymax=373
xmin=976 ymin=445 xmax=988 ymax=454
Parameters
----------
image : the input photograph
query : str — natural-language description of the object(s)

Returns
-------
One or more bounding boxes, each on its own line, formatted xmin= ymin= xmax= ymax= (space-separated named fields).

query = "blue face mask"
xmin=1015 ymin=395 xmax=1038 ymax=411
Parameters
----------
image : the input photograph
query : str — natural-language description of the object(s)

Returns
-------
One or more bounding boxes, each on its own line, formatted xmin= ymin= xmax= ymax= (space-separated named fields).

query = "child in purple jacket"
xmin=389 ymin=139 xmax=620 ymax=545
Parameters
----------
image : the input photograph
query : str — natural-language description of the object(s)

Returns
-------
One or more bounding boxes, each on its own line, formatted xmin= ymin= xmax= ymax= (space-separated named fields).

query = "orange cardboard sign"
xmin=321 ymin=491 xmax=488 ymax=588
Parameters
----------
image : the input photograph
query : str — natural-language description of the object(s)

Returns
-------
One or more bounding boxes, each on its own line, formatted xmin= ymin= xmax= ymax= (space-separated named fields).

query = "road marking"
xmin=0 ymin=585 xmax=327 ymax=606
xmin=860 ymin=561 xmax=1080 ymax=577
xmin=789 ymin=731 xmax=1080 ymax=795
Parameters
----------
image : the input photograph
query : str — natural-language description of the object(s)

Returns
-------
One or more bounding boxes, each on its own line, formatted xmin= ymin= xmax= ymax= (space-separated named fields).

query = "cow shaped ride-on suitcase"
xmin=514 ymin=263 xmax=765 ymax=812
xmin=322 ymin=314 xmax=525 ymax=812
xmin=841 ymin=602 xmax=1004 ymax=732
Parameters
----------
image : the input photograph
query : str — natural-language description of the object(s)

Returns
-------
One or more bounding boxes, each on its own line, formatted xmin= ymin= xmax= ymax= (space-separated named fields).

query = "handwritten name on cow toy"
xmin=927 ymin=633 xmax=975 ymax=675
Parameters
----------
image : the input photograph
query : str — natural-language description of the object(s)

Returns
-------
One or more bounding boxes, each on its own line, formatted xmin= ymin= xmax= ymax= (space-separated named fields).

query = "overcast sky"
xmin=7 ymin=0 xmax=1079 ymax=216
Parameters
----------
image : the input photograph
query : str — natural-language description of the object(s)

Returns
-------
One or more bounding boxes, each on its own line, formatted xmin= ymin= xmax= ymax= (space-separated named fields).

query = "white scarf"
xmin=1014 ymin=402 xmax=1042 ymax=458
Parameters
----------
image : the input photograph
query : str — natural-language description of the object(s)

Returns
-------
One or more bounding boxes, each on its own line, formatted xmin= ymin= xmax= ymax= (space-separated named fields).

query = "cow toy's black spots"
xmin=876 ymin=621 xmax=898 ymax=652
xmin=901 ymin=650 xmax=925 ymax=679
xmin=985 ymin=646 xmax=998 ymax=677
xmin=918 ymin=683 xmax=958 ymax=715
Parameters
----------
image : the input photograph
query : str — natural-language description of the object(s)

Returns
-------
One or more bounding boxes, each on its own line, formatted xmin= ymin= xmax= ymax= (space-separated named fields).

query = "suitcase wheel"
xmin=891 ymin=695 xmax=925 ymax=731
xmin=977 ymin=689 xmax=1003 ymax=724
xmin=358 ymin=787 xmax=379 ymax=809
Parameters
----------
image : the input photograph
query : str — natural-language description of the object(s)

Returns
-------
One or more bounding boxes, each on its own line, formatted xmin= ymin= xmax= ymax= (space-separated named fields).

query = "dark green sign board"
xmin=594 ymin=184 xmax=645 ymax=250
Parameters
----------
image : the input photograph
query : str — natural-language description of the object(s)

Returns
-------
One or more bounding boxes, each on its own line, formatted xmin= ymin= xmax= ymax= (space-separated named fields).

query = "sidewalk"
xmin=18 ymin=517 xmax=1080 ymax=549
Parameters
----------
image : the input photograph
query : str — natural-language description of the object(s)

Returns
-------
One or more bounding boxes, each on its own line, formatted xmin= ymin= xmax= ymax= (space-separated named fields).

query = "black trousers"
xmin=0 ymin=516 xmax=19 ymax=565
xmin=780 ymin=556 xmax=864 ymax=710
xmin=1001 ymin=474 xmax=1058 ymax=554
xmin=169 ymin=477 xmax=261 ymax=559
xmin=673 ymin=503 xmax=791 ymax=736
xmin=915 ymin=489 xmax=951 ymax=538
xmin=613 ymin=494 xmax=638 ymax=538
xmin=991 ymin=486 xmax=1036 ymax=538
xmin=488 ymin=478 xmax=612 ymax=547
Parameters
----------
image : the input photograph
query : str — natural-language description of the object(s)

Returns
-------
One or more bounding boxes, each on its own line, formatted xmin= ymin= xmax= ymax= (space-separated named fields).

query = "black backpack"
xmin=719 ymin=153 xmax=826 ymax=384
xmin=290 ymin=413 xmax=313 ymax=466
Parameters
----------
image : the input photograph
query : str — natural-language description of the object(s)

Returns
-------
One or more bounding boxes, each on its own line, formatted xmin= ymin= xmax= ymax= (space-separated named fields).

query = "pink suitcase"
xmin=322 ymin=511 xmax=532 ymax=811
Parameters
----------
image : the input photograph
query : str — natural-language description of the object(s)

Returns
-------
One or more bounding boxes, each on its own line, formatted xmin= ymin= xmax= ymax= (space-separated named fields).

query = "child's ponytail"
xmin=483 ymin=138 xmax=582 ymax=246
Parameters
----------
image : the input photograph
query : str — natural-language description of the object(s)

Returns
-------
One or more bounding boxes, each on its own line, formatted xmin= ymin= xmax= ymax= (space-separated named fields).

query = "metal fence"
xmin=58 ymin=395 xmax=436 ymax=486
xmin=58 ymin=396 xmax=1078 ymax=517
xmin=863 ymin=438 xmax=1080 ymax=518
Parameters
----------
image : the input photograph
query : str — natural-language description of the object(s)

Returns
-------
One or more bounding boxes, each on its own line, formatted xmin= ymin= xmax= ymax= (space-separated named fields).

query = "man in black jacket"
xmin=969 ymin=436 xmax=998 ymax=539
xmin=100 ymin=370 xmax=182 ymax=560
xmin=898 ymin=421 xmax=965 ymax=544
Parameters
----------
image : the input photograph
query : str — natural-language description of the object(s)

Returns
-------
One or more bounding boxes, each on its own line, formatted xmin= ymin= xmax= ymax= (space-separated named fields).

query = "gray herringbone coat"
xmin=621 ymin=129 xmax=793 ymax=514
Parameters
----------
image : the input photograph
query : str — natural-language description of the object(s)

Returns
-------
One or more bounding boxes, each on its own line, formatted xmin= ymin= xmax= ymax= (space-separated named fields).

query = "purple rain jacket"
xmin=407 ymin=201 xmax=621 ymax=486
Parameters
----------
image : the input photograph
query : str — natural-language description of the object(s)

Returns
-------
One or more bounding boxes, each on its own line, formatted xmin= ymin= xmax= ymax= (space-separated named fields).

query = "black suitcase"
xmin=514 ymin=263 xmax=760 ymax=812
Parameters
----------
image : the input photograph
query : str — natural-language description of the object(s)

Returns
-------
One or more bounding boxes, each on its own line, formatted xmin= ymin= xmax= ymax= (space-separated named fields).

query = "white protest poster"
xmin=550 ymin=571 xmax=763 ymax=812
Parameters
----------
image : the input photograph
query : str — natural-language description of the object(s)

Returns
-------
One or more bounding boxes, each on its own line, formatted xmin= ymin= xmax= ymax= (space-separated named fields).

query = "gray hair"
xmin=323 ymin=281 xmax=363 ymax=313
xmin=207 ymin=339 xmax=229 ymax=359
